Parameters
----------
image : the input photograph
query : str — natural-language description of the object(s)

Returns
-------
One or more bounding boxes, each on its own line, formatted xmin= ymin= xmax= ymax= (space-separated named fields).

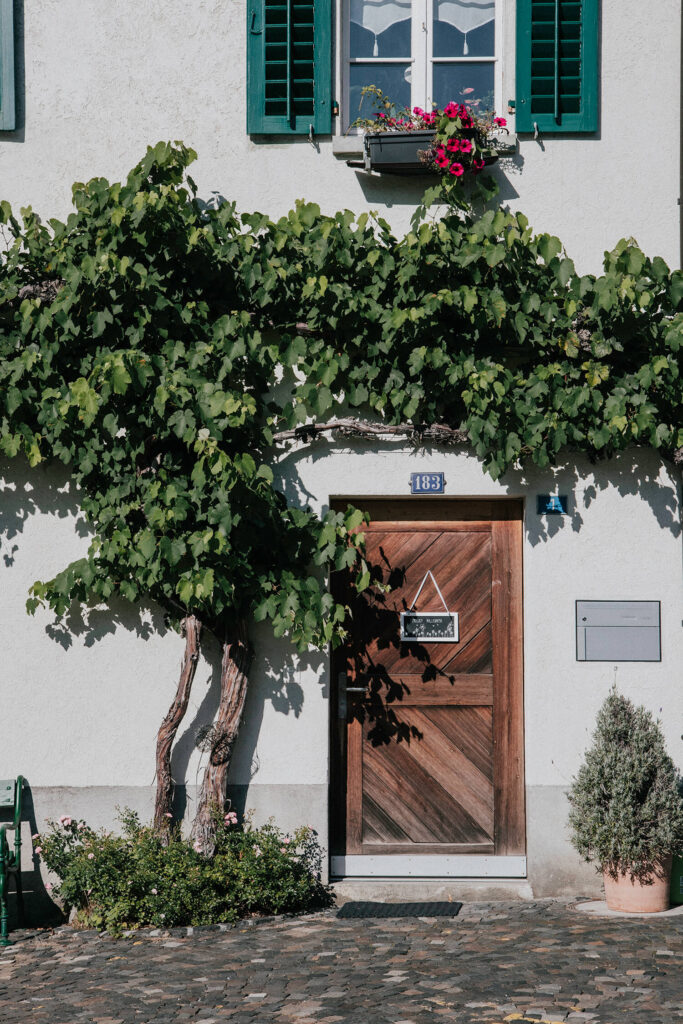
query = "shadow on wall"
xmin=0 ymin=457 xmax=328 ymax=825
xmin=274 ymin=437 xmax=681 ymax=547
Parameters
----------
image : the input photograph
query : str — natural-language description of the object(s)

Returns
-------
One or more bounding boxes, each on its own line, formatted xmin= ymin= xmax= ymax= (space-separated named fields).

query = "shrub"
xmin=567 ymin=688 xmax=683 ymax=879
xmin=34 ymin=808 xmax=332 ymax=932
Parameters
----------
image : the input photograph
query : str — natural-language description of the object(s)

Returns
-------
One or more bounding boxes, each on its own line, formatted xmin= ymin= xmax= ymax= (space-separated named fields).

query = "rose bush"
xmin=33 ymin=808 xmax=331 ymax=933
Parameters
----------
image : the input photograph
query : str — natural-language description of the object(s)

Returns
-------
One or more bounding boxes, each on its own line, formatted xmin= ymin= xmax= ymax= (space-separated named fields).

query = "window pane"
xmin=432 ymin=61 xmax=494 ymax=112
xmin=433 ymin=0 xmax=495 ymax=58
xmin=350 ymin=63 xmax=412 ymax=120
xmin=350 ymin=0 xmax=411 ymax=58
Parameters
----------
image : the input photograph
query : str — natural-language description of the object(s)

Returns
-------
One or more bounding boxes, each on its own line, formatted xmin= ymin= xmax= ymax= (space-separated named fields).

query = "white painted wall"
xmin=0 ymin=0 xmax=679 ymax=273
xmin=3 ymin=446 xmax=681 ymax=791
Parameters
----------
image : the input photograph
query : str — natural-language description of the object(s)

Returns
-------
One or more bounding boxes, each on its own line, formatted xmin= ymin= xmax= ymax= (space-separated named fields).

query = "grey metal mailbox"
xmin=576 ymin=601 xmax=661 ymax=662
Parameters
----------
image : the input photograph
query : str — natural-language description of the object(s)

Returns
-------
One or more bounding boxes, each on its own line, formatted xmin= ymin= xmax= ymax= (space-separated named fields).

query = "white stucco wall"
xmin=2 ymin=446 xmax=681 ymax=895
xmin=0 ymin=0 xmax=679 ymax=273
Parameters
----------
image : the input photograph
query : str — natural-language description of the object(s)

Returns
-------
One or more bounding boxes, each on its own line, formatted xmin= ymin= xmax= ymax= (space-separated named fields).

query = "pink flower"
xmin=87 ymin=852 xmax=95 ymax=860
xmin=46 ymin=882 xmax=52 ymax=892
xmin=462 ymin=87 xmax=475 ymax=95
xmin=151 ymin=888 xmax=158 ymax=895
xmin=443 ymin=102 xmax=459 ymax=118
xmin=165 ymin=812 xmax=173 ymax=819
xmin=61 ymin=816 xmax=72 ymax=827
xmin=459 ymin=138 xmax=473 ymax=154
xmin=32 ymin=833 xmax=40 ymax=840
xmin=446 ymin=139 xmax=460 ymax=153
xmin=224 ymin=811 xmax=238 ymax=825
xmin=494 ymin=116 xmax=507 ymax=127
xmin=283 ymin=837 xmax=291 ymax=844
xmin=473 ymin=158 xmax=485 ymax=170
xmin=280 ymin=847 xmax=288 ymax=854
xmin=449 ymin=163 xmax=465 ymax=177
xmin=35 ymin=846 xmax=43 ymax=854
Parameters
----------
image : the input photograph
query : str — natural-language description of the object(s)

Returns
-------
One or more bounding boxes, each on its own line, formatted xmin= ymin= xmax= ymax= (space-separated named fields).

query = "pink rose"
xmin=151 ymin=888 xmax=158 ymax=894
xmin=35 ymin=846 xmax=43 ymax=854
xmin=87 ymin=852 xmax=95 ymax=860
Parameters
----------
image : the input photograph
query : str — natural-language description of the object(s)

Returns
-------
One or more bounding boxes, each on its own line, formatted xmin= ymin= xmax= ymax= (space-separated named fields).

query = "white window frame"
xmin=338 ymin=0 xmax=504 ymax=132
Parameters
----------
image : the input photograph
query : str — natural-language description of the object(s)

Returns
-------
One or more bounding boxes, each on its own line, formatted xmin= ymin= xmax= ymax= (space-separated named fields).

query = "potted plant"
xmin=567 ymin=688 xmax=683 ymax=913
xmin=349 ymin=86 xmax=510 ymax=177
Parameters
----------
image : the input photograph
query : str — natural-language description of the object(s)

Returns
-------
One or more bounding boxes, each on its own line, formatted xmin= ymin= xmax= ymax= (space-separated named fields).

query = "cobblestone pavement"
xmin=1 ymin=900 xmax=681 ymax=1023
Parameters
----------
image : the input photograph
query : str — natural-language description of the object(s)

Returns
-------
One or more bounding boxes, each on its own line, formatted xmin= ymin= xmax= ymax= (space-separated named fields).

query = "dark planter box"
xmin=363 ymin=130 xmax=436 ymax=175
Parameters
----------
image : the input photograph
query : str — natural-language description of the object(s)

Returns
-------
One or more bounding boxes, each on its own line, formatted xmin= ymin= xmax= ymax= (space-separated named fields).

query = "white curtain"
xmin=435 ymin=0 xmax=495 ymax=54
xmin=350 ymin=0 xmax=411 ymax=57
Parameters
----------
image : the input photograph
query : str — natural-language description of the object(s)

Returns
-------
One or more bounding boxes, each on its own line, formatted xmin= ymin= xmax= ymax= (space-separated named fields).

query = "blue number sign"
xmin=410 ymin=472 xmax=445 ymax=494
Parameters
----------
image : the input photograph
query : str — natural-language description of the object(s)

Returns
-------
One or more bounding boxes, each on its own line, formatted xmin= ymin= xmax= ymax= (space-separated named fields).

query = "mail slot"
xmin=576 ymin=601 xmax=661 ymax=662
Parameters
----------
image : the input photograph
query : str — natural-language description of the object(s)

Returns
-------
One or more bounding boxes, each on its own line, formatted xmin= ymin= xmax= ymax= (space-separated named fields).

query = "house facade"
xmin=1 ymin=0 xmax=681 ymax=900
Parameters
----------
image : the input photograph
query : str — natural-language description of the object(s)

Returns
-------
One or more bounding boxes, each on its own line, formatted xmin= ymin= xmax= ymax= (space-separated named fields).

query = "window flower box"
xmin=356 ymin=129 xmax=503 ymax=176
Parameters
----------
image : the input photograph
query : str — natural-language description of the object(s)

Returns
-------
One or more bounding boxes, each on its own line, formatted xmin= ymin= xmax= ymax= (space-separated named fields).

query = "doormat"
xmin=337 ymin=901 xmax=462 ymax=919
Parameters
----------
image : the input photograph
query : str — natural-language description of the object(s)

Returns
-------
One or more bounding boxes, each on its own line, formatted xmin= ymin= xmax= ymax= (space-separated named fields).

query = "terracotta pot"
xmin=603 ymin=856 xmax=672 ymax=913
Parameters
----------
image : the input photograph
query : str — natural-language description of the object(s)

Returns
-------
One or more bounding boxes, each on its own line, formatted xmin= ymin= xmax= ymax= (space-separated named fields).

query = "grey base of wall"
xmin=11 ymin=782 xmax=602 ymax=924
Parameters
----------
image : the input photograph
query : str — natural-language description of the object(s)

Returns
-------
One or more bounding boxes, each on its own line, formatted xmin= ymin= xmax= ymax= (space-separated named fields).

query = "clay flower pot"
xmin=603 ymin=856 xmax=672 ymax=913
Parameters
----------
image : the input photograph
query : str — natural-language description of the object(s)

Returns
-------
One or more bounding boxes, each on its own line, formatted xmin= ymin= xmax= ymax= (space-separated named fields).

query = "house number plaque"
xmin=410 ymin=472 xmax=445 ymax=494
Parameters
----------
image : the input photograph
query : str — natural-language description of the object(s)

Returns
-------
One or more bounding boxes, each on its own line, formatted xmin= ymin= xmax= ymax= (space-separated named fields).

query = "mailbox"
xmin=576 ymin=601 xmax=661 ymax=662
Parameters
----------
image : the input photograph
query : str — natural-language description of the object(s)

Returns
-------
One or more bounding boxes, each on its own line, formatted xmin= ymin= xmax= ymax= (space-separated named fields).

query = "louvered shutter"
xmin=516 ymin=0 xmax=598 ymax=133
xmin=0 ymin=0 xmax=15 ymax=131
xmin=247 ymin=0 xmax=332 ymax=135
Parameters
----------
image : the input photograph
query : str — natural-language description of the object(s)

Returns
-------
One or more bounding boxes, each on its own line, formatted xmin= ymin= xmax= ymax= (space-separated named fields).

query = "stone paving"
xmin=0 ymin=900 xmax=681 ymax=1023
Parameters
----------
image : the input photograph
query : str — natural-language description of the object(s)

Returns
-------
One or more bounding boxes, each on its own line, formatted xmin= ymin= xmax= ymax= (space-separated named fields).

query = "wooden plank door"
xmin=331 ymin=500 xmax=525 ymax=861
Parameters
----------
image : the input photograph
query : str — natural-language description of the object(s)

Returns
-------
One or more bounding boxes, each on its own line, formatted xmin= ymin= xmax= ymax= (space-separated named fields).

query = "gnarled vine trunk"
xmin=153 ymin=614 xmax=202 ymax=834
xmin=191 ymin=617 xmax=252 ymax=854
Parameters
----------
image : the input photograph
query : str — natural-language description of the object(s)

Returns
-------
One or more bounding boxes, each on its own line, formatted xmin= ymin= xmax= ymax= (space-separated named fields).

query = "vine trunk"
xmin=153 ymin=614 xmax=202 ymax=834
xmin=191 ymin=618 xmax=252 ymax=854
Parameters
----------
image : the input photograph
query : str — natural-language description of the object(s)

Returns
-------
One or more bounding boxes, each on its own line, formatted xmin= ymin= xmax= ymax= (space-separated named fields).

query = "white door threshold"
xmin=331 ymin=855 xmax=527 ymax=878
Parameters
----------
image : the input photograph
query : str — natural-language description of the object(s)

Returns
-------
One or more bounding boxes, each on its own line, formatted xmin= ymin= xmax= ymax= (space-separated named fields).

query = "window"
xmin=344 ymin=0 xmax=500 ymax=129
xmin=0 ymin=0 xmax=15 ymax=131
xmin=245 ymin=0 xmax=599 ymax=136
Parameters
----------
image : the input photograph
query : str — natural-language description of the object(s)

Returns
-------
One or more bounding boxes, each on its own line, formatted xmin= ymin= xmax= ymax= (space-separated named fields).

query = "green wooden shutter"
xmin=516 ymin=0 xmax=598 ymax=133
xmin=0 ymin=0 xmax=15 ymax=131
xmin=247 ymin=0 xmax=331 ymax=135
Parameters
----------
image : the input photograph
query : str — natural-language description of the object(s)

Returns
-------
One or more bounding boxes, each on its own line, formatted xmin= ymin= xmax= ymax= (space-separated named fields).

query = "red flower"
xmin=494 ymin=117 xmax=507 ymax=127
xmin=459 ymin=138 xmax=473 ymax=154
xmin=446 ymin=139 xmax=460 ymax=152
xmin=449 ymin=163 xmax=465 ymax=177
xmin=443 ymin=102 xmax=459 ymax=118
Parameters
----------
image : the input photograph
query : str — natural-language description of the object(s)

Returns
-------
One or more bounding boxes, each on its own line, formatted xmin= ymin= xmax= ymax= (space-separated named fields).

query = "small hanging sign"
xmin=410 ymin=472 xmax=445 ymax=494
xmin=400 ymin=569 xmax=459 ymax=643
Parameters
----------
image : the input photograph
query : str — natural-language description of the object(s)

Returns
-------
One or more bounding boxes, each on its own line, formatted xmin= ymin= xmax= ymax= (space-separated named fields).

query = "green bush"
xmin=567 ymin=688 xmax=683 ymax=879
xmin=34 ymin=808 xmax=332 ymax=932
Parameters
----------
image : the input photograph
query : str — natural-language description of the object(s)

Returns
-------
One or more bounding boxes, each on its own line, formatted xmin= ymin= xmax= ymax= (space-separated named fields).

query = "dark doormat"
xmin=337 ymin=900 xmax=463 ymax=919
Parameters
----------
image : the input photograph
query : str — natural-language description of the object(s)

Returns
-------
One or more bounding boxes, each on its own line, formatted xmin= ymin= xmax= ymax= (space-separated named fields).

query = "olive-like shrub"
xmin=567 ymin=688 xmax=683 ymax=880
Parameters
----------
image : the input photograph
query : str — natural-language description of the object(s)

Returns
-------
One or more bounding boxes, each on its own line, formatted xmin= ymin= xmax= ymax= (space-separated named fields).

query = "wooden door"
xmin=331 ymin=500 xmax=525 ymax=860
